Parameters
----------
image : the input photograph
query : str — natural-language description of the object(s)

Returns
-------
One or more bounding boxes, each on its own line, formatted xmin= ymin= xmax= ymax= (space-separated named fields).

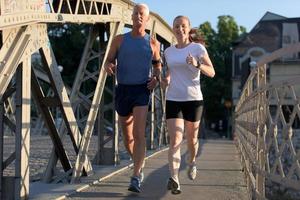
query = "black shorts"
xmin=166 ymin=100 xmax=203 ymax=122
xmin=115 ymin=83 xmax=151 ymax=116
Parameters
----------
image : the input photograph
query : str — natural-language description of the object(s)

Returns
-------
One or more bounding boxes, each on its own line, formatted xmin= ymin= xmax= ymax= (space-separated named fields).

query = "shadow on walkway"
xmin=67 ymin=139 xmax=248 ymax=200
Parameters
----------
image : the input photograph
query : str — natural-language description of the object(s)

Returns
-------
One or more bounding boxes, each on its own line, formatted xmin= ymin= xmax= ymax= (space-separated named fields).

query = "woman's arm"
xmin=161 ymin=67 xmax=170 ymax=90
xmin=198 ymin=53 xmax=215 ymax=78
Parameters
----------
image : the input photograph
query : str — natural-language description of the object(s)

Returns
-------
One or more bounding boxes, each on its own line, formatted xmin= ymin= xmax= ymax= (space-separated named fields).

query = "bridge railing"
xmin=234 ymin=43 xmax=300 ymax=199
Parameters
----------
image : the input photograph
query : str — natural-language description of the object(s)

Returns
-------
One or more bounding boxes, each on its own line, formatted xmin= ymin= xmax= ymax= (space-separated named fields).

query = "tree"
xmin=198 ymin=15 xmax=246 ymax=127
xmin=48 ymin=24 xmax=89 ymax=87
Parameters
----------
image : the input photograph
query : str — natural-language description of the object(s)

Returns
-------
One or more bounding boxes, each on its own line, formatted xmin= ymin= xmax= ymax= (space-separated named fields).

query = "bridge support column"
xmin=15 ymin=58 xmax=31 ymax=200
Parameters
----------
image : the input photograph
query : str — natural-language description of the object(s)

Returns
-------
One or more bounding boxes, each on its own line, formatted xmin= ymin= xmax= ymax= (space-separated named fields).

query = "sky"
xmin=133 ymin=0 xmax=300 ymax=32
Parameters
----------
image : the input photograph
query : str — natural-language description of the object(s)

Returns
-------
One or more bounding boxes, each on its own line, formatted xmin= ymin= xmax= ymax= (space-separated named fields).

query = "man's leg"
xmin=119 ymin=113 xmax=145 ymax=182
xmin=119 ymin=115 xmax=134 ymax=158
xmin=132 ymin=105 xmax=148 ymax=177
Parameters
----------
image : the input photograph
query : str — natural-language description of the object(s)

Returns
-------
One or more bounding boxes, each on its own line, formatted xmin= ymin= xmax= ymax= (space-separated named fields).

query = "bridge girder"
xmin=0 ymin=0 xmax=175 ymax=199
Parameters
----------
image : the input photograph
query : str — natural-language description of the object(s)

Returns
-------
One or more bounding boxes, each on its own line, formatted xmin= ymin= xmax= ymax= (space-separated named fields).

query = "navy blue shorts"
xmin=166 ymin=100 xmax=203 ymax=122
xmin=115 ymin=83 xmax=151 ymax=116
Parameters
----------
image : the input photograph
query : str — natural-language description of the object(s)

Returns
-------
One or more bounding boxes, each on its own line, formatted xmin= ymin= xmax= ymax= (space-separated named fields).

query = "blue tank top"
xmin=116 ymin=32 xmax=152 ymax=85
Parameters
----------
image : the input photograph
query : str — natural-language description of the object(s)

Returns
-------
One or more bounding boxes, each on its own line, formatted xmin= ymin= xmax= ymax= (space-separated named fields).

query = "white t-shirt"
xmin=164 ymin=42 xmax=207 ymax=101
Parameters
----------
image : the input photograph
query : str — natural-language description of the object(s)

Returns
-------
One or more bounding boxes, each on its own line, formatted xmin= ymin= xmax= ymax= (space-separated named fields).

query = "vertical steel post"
xmin=15 ymin=57 xmax=31 ymax=200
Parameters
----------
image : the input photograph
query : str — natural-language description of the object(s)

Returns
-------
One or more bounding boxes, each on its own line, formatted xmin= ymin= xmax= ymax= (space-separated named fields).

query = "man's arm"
xmin=151 ymin=37 xmax=162 ymax=81
xmin=147 ymin=37 xmax=161 ymax=90
xmin=104 ymin=34 xmax=122 ymax=75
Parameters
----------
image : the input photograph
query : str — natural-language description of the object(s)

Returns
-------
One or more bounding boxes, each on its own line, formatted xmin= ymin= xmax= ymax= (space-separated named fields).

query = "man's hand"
xmin=104 ymin=62 xmax=116 ymax=76
xmin=147 ymin=76 xmax=159 ymax=90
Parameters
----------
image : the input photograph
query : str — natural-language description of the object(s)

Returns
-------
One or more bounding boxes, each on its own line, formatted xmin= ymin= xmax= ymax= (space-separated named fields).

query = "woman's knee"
xmin=170 ymin=138 xmax=182 ymax=150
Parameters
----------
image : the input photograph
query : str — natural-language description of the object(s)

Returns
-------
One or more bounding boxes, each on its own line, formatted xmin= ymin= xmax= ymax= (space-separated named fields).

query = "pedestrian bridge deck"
xmin=31 ymin=139 xmax=248 ymax=200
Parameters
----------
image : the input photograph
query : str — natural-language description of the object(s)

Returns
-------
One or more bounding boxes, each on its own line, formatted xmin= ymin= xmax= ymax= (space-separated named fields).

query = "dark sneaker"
xmin=128 ymin=176 xmax=141 ymax=193
xmin=167 ymin=177 xmax=181 ymax=194
xmin=187 ymin=162 xmax=197 ymax=180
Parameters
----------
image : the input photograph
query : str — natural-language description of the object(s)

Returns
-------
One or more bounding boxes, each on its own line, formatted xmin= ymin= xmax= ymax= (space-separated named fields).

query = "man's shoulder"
xmin=112 ymin=34 xmax=125 ymax=47
xmin=114 ymin=34 xmax=124 ymax=41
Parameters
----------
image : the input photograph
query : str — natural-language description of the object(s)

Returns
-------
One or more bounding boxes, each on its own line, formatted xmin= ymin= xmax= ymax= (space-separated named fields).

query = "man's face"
xmin=132 ymin=5 xmax=149 ymax=27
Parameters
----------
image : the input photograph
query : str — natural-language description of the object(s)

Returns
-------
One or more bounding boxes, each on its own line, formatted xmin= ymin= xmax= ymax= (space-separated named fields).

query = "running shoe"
xmin=128 ymin=176 xmax=141 ymax=193
xmin=167 ymin=177 xmax=181 ymax=194
xmin=187 ymin=162 xmax=197 ymax=180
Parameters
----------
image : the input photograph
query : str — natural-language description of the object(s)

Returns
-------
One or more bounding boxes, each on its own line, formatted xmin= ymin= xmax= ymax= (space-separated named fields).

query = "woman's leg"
xmin=167 ymin=118 xmax=184 ymax=182
xmin=185 ymin=120 xmax=200 ymax=164
xmin=185 ymin=120 xmax=200 ymax=180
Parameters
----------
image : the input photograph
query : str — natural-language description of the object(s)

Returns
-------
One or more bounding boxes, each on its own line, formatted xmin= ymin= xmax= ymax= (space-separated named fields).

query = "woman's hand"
xmin=186 ymin=53 xmax=198 ymax=67
xmin=160 ymin=77 xmax=170 ymax=90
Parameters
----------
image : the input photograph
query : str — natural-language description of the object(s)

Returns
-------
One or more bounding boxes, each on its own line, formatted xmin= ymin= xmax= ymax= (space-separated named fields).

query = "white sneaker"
xmin=187 ymin=162 xmax=197 ymax=180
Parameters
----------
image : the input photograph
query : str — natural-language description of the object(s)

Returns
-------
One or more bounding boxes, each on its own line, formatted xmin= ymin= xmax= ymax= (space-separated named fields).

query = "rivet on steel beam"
xmin=57 ymin=14 xmax=63 ymax=21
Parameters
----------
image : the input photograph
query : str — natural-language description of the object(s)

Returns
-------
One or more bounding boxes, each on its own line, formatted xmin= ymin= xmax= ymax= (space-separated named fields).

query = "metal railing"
xmin=234 ymin=43 xmax=300 ymax=199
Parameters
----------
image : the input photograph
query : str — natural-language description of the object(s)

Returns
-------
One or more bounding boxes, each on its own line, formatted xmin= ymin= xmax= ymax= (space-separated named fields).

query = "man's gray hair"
xmin=134 ymin=3 xmax=150 ymax=16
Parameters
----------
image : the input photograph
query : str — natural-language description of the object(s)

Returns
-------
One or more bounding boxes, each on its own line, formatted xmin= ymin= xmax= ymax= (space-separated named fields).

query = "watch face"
xmin=197 ymin=60 xmax=201 ymax=68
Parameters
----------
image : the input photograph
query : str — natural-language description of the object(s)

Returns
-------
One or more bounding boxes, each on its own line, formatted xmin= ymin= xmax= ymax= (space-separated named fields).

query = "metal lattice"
xmin=0 ymin=0 xmax=175 ymax=199
xmin=234 ymin=43 xmax=300 ymax=199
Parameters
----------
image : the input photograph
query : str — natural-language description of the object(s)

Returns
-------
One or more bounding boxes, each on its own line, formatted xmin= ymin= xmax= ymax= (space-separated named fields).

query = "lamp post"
xmin=224 ymin=100 xmax=232 ymax=139
xmin=56 ymin=65 xmax=63 ymax=127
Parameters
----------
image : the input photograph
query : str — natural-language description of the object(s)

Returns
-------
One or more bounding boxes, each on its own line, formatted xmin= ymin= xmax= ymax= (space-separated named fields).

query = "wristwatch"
xmin=196 ymin=59 xmax=203 ymax=69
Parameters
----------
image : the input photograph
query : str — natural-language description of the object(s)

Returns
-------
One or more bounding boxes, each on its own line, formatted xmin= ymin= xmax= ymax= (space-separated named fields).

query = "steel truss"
xmin=0 ymin=0 xmax=174 ymax=199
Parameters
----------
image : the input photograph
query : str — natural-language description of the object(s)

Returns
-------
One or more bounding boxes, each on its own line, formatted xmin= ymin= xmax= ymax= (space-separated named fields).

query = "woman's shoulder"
xmin=190 ymin=42 xmax=207 ymax=53
xmin=190 ymin=42 xmax=205 ymax=49
xmin=164 ymin=45 xmax=174 ymax=54
xmin=164 ymin=45 xmax=176 ymax=53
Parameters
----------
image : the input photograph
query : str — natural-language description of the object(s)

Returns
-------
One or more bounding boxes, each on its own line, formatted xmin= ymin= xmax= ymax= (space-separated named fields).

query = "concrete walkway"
xmin=65 ymin=140 xmax=249 ymax=200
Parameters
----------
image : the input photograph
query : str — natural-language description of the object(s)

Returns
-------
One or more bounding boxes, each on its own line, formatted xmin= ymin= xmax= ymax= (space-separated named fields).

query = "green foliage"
xmin=48 ymin=24 xmax=89 ymax=87
xmin=198 ymin=15 xmax=247 ymax=123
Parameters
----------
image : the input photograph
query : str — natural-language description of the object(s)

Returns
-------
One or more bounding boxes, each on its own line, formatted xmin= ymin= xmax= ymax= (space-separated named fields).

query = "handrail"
xmin=234 ymin=43 xmax=300 ymax=199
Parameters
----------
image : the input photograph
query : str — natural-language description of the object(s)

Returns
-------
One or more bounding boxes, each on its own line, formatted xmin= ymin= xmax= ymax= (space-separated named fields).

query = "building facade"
xmin=232 ymin=12 xmax=300 ymax=106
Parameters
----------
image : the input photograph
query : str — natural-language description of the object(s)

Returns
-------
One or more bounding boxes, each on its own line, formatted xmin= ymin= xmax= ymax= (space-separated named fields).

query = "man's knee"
xmin=133 ymin=133 xmax=146 ymax=143
xmin=124 ymin=137 xmax=134 ymax=145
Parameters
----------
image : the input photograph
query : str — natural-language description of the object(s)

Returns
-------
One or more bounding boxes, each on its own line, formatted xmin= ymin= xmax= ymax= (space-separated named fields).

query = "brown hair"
xmin=189 ymin=28 xmax=205 ymax=45
xmin=173 ymin=15 xmax=191 ymax=27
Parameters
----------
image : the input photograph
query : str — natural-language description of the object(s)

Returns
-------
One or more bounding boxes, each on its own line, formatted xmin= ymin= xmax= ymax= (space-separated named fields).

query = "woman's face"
xmin=173 ymin=17 xmax=190 ymax=41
